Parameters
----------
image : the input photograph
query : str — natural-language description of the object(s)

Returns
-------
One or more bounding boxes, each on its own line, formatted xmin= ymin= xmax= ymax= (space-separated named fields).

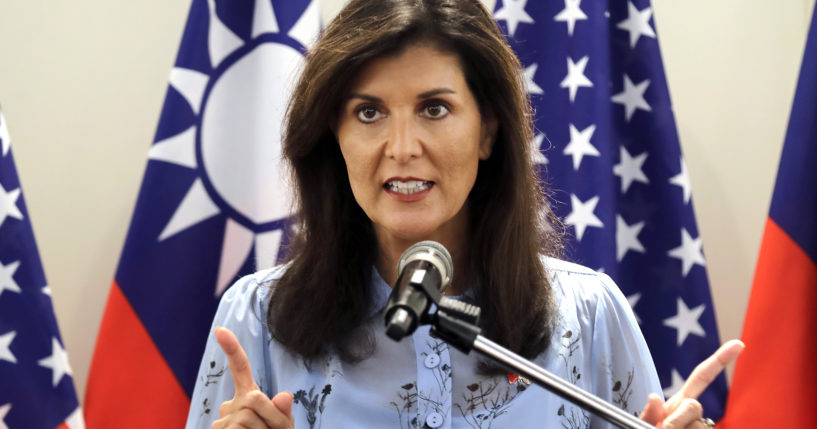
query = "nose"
xmin=384 ymin=115 xmax=423 ymax=162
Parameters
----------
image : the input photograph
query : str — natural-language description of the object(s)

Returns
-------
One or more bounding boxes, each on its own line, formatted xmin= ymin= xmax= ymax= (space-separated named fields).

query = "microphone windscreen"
xmin=396 ymin=241 xmax=453 ymax=293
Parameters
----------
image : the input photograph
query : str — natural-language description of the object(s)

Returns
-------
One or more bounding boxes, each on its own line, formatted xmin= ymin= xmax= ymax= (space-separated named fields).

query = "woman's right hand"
xmin=212 ymin=327 xmax=295 ymax=429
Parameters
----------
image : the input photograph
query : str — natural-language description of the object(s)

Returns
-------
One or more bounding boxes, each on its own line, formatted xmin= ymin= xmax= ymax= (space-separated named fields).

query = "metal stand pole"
xmin=472 ymin=335 xmax=656 ymax=429
xmin=429 ymin=307 xmax=656 ymax=429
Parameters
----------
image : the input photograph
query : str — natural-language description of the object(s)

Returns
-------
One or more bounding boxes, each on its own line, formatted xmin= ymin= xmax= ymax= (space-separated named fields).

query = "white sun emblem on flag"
xmin=147 ymin=0 xmax=320 ymax=296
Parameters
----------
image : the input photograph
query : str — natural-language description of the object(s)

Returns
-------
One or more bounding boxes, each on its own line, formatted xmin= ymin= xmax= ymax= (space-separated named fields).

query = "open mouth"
xmin=384 ymin=179 xmax=434 ymax=195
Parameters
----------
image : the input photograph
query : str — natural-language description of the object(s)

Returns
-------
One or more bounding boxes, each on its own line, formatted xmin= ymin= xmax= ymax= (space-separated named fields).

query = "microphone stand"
xmin=425 ymin=299 xmax=657 ymax=429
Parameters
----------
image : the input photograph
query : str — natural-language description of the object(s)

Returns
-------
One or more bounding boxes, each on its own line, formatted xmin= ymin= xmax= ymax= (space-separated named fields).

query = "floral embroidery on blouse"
xmin=611 ymin=368 xmax=637 ymax=413
xmin=453 ymin=379 xmax=528 ymax=428
xmin=421 ymin=340 xmax=452 ymax=397
xmin=293 ymin=384 xmax=332 ymax=429
xmin=556 ymin=327 xmax=590 ymax=429
xmin=391 ymin=382 xmax=419 ymax=429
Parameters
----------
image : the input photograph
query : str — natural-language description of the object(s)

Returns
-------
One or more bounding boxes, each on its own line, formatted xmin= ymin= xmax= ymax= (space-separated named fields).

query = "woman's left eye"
xmin=422 ymin=103 xmax=450 ymax=119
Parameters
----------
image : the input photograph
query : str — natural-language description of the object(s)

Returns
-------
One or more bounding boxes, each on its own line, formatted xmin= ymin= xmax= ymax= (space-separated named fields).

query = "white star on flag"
xmin=0 ymin=403 xmax=10 ymax=429
xmin=669 ymin=157 xmax=692 ymax=204
xmin=662 ymin=369 xmax=686 ymax=398
xmin=0 ymin=260 xmax=21 ymax=298
xmin=663 ymin=298 xmax=707 ymax=346
xmin=668 ymin=227 xmax=706 ymax=276
xmin=0 ymin=183 xmax=23 ymax=228
xmin=553 ymin=0 xmax=588 ymax=36
xmin=494 ymin=0 xmax=534 ymax=37
xmin=616 ymin=1 xmax=656 ymax=48
xmin=38 ymin=337 xmax=73 ymax=387
xmin=613 ymin=146 xmax=649 ymax=193
xmin=611 ymin=74 xmax=651 ymax=121
xmin=531 ymin=133 xmax=548 ymax=165
xmin=565 ymin=194 xmax=604 ymax=241
xmin=524 ymin=63 xmax=544 ymax=95
xmin=560 ymin=56 xmax=593 ymax=102
xmin=563 ymin=123 xmax=599 ymax=170
xmin=0 ymin=331 xmax=16 ymax=364
xmin=627 ymin=292 xmax=642 ymax=324
xmin=616 ymin=215 xmax=645 ymax=262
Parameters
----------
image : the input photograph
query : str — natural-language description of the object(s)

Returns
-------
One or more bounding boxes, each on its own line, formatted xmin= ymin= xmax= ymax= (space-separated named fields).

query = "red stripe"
xmin=56 ymin=423 xmax=68 ymax=429
xmin=719 ymin=218 xmax=817 ymax=427
xmin=84 ymin=281 xmax=190 ymax=428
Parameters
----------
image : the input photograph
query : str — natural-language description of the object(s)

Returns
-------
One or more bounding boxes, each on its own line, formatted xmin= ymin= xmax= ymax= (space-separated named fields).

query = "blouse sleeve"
xmin=588 ymin=272 xmax=663 ymax=420
xmin=184 ymin=271 xmax=276 ymax=429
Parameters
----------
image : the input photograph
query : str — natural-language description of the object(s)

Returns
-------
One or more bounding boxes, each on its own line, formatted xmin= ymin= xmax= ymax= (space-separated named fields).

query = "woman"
xmin=185 ymin=0 xmax=742 ymax=428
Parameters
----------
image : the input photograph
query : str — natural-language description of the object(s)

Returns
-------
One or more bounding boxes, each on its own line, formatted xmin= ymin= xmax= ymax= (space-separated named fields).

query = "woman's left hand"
xmin=639 ymin=339 xmax=744 ymax=428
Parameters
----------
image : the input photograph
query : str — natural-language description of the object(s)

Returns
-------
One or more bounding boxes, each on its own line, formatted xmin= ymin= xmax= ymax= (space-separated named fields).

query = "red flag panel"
xmin=85 ymin=282 xmax=189 ymax=428
xmin=719 ymin=218 xmax=817 ymax=427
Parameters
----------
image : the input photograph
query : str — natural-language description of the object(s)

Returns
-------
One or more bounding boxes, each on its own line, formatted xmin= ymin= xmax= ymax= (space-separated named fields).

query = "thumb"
xmin=639 ymin=393 xmax=665 ymax=426
xmin=272 ymin=391 xmax=294 ymax=416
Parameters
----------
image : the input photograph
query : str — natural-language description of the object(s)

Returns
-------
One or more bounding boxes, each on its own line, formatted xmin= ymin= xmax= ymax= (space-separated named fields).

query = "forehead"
xmin=348 ymin=43 xmax=467 ymax=92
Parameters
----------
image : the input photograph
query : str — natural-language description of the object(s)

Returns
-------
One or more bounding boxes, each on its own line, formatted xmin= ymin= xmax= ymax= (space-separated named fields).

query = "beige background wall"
xmin=0 ymin=0 xmax=814 ymax=400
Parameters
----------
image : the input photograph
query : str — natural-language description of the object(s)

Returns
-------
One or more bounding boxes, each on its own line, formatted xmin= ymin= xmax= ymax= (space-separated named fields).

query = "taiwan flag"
xmin=84 ymin=1 xmax=320 ymax=426
xmin=718 ymin=4 xmax=817 ymax=427
xmin=0 ymin=105 xmax=85 ymax=428
xmin=493 ymin=0 xmax=728 ymax=418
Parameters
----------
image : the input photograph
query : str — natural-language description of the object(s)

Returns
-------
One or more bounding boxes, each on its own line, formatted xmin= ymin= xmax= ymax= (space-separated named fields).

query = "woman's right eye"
xmin=356 ymin=106 xmax=383 ymax=123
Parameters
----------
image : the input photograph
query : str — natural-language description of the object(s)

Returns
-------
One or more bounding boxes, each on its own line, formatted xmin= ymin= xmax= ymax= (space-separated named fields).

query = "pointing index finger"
xmin=215 ymin=326 xmax=258 ymax=395
xmin=678 ymin=339 xmax=745 ymax=399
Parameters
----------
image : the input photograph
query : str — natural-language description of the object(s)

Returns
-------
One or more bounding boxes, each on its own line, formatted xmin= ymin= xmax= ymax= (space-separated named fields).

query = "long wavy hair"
xmin=269 ymin=0 xmax=563 ymax=364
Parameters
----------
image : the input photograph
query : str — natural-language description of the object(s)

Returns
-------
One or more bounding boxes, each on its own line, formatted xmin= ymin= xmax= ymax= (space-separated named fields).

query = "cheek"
xmin=438 ymin=147 xmax=480 ymax=198
xmin=339 ymin=143 xmax=378 ymax=198
xmin=444 ymin=128 xmax=485 ymax=172
xmin=446 ymin=132 xmax=484 ymax=193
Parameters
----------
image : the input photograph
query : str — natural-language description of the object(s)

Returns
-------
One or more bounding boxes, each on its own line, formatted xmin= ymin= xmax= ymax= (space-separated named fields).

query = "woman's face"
xmin=336 ymin=43 xmax=495 ymax=248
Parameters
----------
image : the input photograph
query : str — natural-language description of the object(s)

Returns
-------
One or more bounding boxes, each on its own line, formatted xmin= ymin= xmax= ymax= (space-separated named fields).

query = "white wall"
xmin=0 ymin=0 xmax=813 ymax=400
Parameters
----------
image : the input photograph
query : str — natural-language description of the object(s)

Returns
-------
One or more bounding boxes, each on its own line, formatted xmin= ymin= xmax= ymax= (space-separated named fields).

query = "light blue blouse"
xmin=185 ymin=258 xmax=662 ymax=429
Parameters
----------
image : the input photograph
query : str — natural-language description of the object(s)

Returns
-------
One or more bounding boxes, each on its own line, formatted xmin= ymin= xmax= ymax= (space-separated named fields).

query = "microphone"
xmin=384 ymin=241 xmax=453 ymax=341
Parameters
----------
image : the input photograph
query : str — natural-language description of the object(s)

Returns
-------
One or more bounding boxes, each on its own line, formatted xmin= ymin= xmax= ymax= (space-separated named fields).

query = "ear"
xmin=479 ymin=110 xmax=498 ymax=160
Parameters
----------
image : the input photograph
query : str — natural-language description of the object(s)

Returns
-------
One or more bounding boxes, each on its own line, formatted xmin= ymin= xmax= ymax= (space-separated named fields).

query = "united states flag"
xmin=492 ymin=0 xmax=727 ymax=419
xmin=0 ymin=105 xmax=84 ymax=428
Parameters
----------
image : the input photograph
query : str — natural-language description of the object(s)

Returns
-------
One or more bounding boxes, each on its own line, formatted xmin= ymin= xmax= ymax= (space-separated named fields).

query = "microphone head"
xmin=397 ymin=241 xmax=453 ymax=293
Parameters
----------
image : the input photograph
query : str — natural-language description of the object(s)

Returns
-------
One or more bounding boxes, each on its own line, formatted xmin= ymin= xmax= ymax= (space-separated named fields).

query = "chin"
xmin=383 ymin=221 xmax=442 ymax=244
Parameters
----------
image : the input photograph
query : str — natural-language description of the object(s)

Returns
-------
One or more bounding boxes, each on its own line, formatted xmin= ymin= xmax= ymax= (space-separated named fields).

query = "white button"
xmin=424 ymin=353 xmax=441 ymax=369
xmin=425 ymin=412 xmax=444 ymax=428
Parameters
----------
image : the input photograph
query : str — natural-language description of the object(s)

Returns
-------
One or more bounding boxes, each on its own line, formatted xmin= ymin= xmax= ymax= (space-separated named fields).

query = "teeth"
xmin=386 ymin=180 xmax=432 ymax=194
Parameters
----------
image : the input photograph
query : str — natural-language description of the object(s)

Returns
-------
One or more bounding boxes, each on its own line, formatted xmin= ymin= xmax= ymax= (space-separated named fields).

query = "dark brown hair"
xmin=269 ymin=0 xmax=563 ymax=364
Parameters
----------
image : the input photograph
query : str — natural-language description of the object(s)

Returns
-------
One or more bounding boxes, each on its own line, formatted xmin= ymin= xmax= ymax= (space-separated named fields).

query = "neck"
xmin=375 ymin=212 xmax=472 ymax=296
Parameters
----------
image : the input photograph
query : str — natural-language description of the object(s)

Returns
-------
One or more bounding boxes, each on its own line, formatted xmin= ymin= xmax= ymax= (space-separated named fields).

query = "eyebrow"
xmin=417 ymin=88 xmax=456 ymax=98
xmin=348 ymin=93 xmax=382 ymax=103
xmin=347 ymin=88 xmax=457 ymax=103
